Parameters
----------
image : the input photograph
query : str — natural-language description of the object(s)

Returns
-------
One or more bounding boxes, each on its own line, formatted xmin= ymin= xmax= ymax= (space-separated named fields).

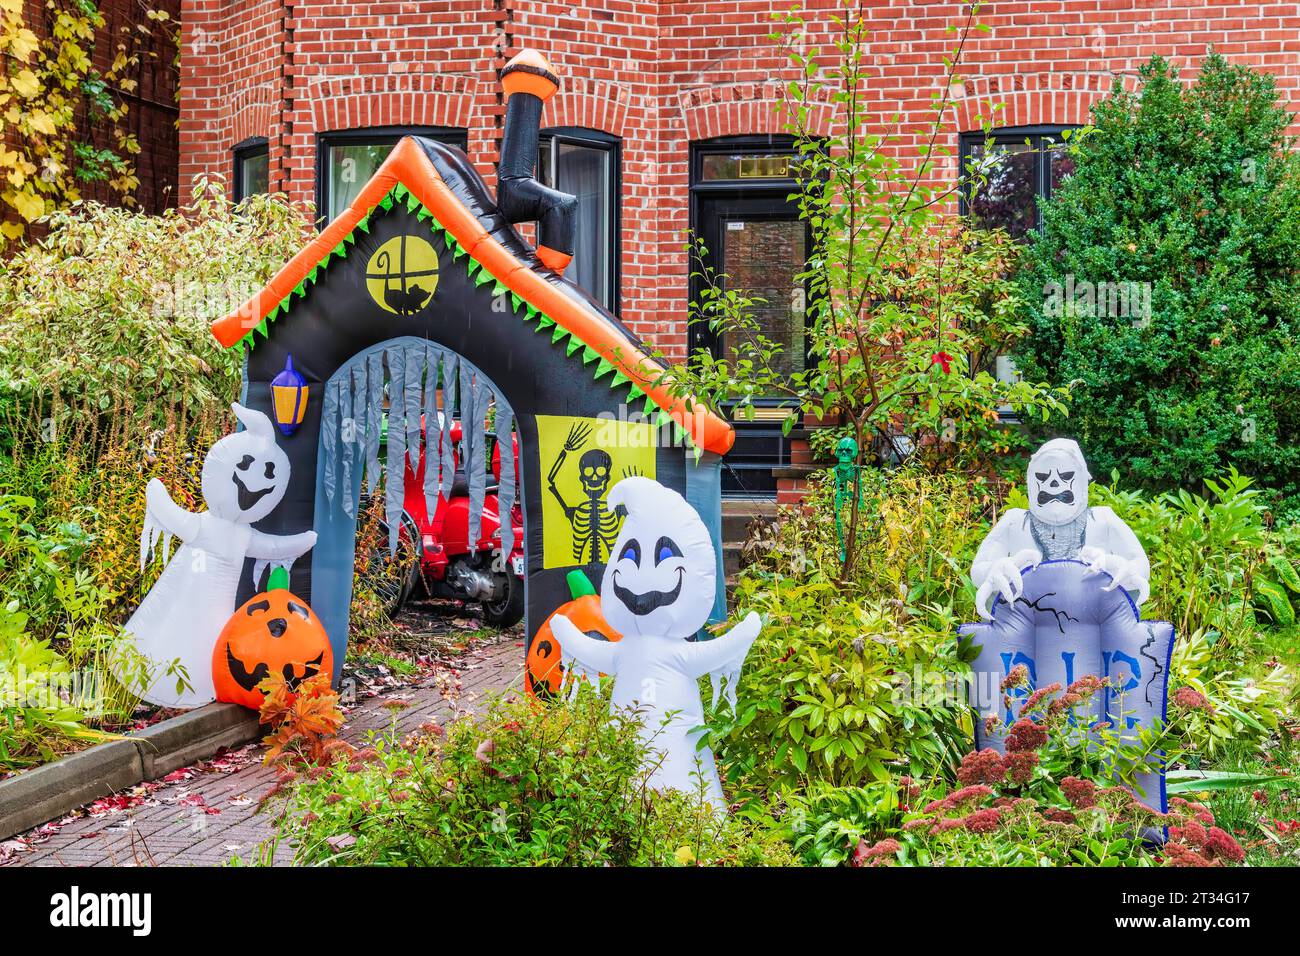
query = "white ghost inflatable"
xmin=549 ymin=477 xmax=761 ymax=809
xmin=120 ymin=403 xmax=318 ymax=708
xmin=971 ymin=438 xmax=1150 ymax=619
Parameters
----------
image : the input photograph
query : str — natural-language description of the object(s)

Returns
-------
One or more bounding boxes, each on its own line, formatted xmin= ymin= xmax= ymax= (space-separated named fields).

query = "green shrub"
xmin=1013 ymin=55 xmax=1300 ymax=512
xmin=1169 ymin=627 xmax=1292 ymax=760
xmin=1191 ymin=738 xmax=1300 ymax=866
xmin=0 ymin=180 xmax=311 ymax=426
xmin=270 ymin=688 xmax=795 ymax=867
xmin=709 ymin=573 xmax=973 ymax=795
xmin=783 ymin=664 xmax=1263 ymax=867
xmin=0 ymin=600 xmax=112 ymax=771
xmin=0 ymin=182 xmax=309 ymax=769
xmin=747 ymin=468 xmax=995 ymax=614
xmin=0 ymin=493 xmax=95 ymax=642
xmin=0 ymin=491 xmax=181 ymax=745
xmin=0 ymin=178 xmax=311 ymax=609
xmin=710 ymin=471 xmax=986 ymax=799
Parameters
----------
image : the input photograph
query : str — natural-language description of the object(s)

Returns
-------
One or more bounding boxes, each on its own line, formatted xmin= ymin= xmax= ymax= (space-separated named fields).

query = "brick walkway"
xmin=3 ymin=637 xmax=523 ymax=867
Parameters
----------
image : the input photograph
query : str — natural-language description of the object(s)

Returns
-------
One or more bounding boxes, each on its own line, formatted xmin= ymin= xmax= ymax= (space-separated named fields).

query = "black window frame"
xmin=958 ymin=124 xmax=1080 ymax=236
xmin=960 ymin=125 xmax=1078 ymax=424
xmin=232 ymin=136 xmax=269 ymax=203
xmin=687 ymin=134 xmax=814 ymax=381
xmin=537 ymin=126 xmax=621 ymax=315
xmin=315 ymin=125 xmax=468 ymax=227
xmin=689 ymin=135 xmax=816 ymax=498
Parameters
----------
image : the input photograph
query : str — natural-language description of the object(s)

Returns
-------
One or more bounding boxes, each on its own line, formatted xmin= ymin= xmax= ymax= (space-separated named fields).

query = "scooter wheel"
xmin=482 ymin=569 xmax=525 ymax=628
xmin=356 ymin=498 xmax=421 ymax=617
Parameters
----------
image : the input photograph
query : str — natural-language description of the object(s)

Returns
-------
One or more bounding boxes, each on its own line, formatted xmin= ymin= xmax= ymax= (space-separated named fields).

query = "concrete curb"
xmin=0 ymin=703 xmax=261 ymax=841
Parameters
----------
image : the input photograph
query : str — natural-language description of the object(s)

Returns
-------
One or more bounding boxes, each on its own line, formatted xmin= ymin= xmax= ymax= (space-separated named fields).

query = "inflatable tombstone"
xmin=123 ymin=404 xmax=318 ymax=707
xmin=961 ymin=439 xmax=1174 ymax=813
xmin=550 ymin=477 xmax=762 ymax=809
xmin=206 ymin=51 xmax=733 ymax=689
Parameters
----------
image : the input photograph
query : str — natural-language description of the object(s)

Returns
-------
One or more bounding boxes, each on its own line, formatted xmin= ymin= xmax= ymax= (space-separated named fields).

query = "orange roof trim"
xmin=211 ymin=137 xmax=734 ymax=456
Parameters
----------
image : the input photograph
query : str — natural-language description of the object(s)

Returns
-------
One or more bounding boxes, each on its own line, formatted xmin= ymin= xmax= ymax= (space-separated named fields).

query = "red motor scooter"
xmin=357 ymin=417 xmax=525 ymax=626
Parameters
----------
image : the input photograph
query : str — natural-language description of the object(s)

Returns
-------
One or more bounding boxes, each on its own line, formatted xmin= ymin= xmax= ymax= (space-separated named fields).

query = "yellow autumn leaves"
xmin=0 ymin=0 xmax=147 ymax=244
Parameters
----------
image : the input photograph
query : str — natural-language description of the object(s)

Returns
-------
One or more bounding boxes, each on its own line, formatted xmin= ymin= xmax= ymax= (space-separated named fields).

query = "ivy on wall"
xmin=0 ymin=0 xmax=152 ymax=245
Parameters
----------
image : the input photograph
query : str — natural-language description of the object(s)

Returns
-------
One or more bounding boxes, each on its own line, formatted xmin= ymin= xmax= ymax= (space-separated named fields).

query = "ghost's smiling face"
xmin=599 ymin=478 xmax=716 ymax=639
xmin=202 ymin=404 xmax=291 ymax=524
xmin=610 ymin=534 xmax=686 ymax=616
xmin=1027 ymin=442 xmax=1089 ymax=526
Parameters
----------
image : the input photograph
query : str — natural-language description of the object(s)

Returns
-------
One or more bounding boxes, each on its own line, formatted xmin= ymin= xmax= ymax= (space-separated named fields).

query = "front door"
xmin=690 ymin=139 xmax=809 ymax=497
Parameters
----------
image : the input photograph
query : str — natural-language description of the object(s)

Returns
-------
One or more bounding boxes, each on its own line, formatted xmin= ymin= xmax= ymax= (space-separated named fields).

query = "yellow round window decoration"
xmin=365 ymin=234 xmax=439 ymax=315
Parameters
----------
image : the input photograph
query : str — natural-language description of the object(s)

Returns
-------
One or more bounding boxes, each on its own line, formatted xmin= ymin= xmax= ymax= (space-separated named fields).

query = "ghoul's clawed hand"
xmin=974 ymin=549 xmax=1042 ymax=620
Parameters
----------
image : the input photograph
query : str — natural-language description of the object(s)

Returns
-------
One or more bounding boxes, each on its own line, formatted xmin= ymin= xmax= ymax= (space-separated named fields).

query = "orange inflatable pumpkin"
xmin=526 ymin=570 xmax=621 ymax=697
xmin=212 ymin=575 xmax=333 ymax=711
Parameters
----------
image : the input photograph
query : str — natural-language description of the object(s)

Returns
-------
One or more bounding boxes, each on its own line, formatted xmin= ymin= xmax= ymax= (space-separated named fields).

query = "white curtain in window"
xmin=328 ymin=143 xmax=395 ymax=221
xmin=555 ymin=141 xmax=611 ymax=307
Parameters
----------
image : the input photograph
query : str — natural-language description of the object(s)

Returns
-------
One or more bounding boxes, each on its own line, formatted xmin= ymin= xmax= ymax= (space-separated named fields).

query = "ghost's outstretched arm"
xmin=140 ymin=478 xmax=201 ymax=569
xmin=247 ymin=530 xmax=318 ymax=591
xmin=247 ymin=529 xmax=318 ymax=561
xmin=677 ymin=612 xmax=762 ymax=680
xmin=674 ymin=612 xmax=762 ymax=714
xmin=550 ymin=613 xmax=618 ymax=675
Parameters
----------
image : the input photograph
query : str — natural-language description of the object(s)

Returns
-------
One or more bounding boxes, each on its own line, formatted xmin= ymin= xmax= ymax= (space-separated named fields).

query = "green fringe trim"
xmin=233 ymin=185 xmax=699 ymax=450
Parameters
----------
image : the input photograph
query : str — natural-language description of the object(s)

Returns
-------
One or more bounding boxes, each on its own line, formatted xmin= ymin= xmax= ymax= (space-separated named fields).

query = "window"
xmin=317 ymin=126 xmax=468 ymax=224
xmin=233 ymin=137 xmax=269 ymax=201
xmin=689 ymin=136 xmax=811 ymax=383
xmin=537 ymin=128 xmax=619 ymax=312
xmin=698 ymin=151 xmax=796 ymax=181
xmin=960 ymin=126 xmax=1078 ymax=239
xmin=960 ymin=126 xmax=1077 ymax=420
xmin=690 ymin=135 xmax=812 ymax=496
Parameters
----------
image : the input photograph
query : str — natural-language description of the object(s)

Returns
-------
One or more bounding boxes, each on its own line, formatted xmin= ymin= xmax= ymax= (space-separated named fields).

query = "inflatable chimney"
xmin=496 ymin=50 xmax=577 ymax=272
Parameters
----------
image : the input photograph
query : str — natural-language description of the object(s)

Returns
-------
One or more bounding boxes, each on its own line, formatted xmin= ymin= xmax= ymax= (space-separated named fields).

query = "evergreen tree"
xmin=1014 ymin=55 xmax=1300 ymax=512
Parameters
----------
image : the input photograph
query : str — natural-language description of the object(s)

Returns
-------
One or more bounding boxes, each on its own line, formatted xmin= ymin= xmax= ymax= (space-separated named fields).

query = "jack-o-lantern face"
xmin=526 ymin=592 xmax=621 ymax=697
xmin=212 ymin=589 xmax=334 ymax=710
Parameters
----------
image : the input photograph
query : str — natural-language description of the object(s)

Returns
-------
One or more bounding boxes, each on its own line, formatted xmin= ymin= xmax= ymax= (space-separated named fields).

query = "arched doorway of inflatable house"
xmin=307 ymin=336 xmax=525 ymax=682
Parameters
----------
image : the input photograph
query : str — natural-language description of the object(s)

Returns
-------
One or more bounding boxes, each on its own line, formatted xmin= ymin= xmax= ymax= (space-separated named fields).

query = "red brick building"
xmin=178 ymin=0 xmax=1300 ymax=496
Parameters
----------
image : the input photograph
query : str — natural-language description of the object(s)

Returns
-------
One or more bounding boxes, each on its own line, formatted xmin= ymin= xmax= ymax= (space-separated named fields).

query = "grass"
xmin=1257 ymin=624 xmax=1300 ymax=668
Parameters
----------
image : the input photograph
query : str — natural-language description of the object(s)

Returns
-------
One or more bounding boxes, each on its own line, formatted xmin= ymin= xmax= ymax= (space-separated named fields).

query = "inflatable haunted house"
xmin=210 ymin=51 xmax=735 ymax=683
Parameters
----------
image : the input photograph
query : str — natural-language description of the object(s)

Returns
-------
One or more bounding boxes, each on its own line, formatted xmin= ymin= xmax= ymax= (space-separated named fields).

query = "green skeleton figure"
xmin=833 ymin=436 xmax=864 ymax=562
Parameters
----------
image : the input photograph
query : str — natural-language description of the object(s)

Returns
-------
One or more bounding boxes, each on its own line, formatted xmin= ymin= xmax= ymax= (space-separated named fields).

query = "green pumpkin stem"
xmin=267 ymin=566 xmax=290 ymax=591
xmin=565 ymin=569 xmax=596 ymax=599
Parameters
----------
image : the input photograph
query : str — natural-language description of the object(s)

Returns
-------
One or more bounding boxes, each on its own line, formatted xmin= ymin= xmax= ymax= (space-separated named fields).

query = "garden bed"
xmin=0 ymin=598 xmax=518 ymax=841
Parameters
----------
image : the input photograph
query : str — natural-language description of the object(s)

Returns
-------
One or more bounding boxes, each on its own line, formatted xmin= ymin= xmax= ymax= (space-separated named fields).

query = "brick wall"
xmin=179 ymin=0 xmax=1300 ymax=358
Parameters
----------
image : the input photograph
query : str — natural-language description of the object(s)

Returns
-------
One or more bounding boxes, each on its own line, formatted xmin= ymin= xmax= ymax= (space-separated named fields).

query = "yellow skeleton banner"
xmin=537 ymin=414 xmax=658 ymax=569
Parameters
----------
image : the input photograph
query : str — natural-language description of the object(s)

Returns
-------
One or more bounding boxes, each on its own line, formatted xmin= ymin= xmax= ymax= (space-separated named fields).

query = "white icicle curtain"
xmin=318 ymin=340 xmax=517 ymax=557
